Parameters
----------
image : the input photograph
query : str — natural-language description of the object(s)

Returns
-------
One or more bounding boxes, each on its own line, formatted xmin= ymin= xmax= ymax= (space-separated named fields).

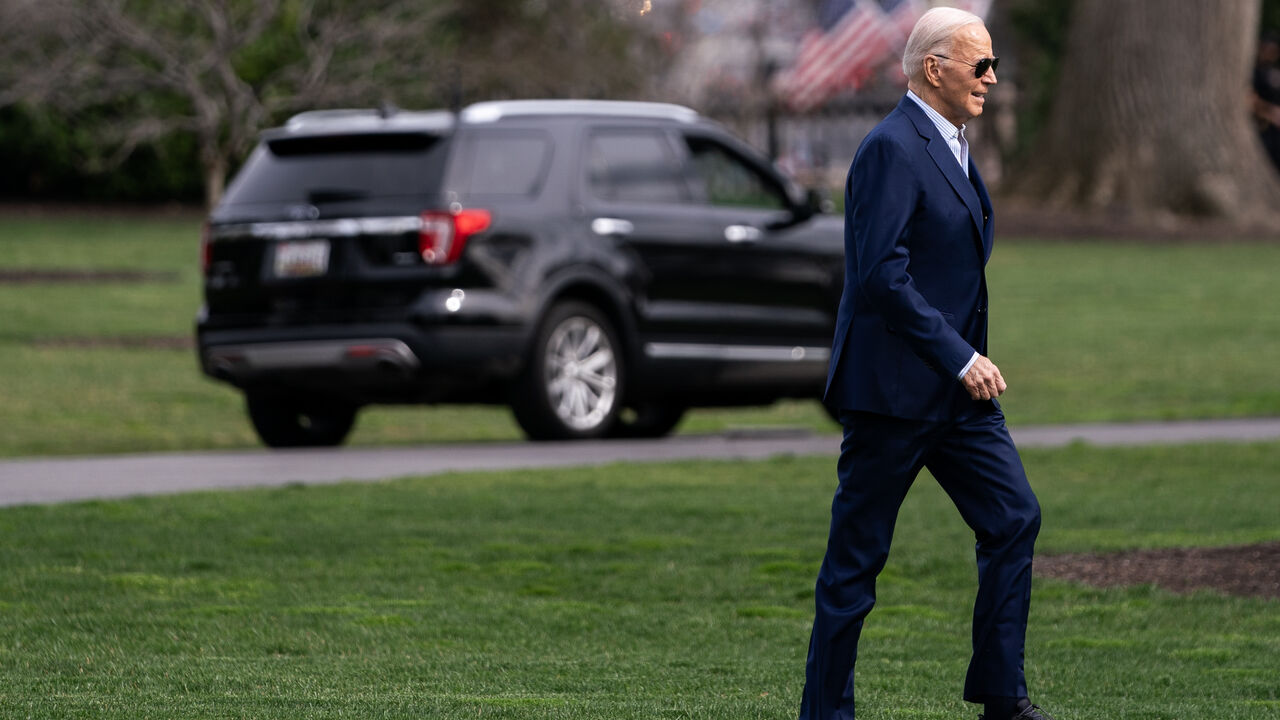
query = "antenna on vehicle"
xmin=449 ymin=63 xmax=463 ymax=116
xmin=377 ymin=101 xmax=399 ymax=119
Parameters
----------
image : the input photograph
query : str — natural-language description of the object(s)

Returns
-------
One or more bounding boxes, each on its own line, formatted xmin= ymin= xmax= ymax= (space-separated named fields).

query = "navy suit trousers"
xmin=799 ymin=405 xmax=1040 ymax=720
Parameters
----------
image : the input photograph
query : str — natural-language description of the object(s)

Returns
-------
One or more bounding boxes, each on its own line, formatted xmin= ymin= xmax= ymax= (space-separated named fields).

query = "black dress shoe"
xmin=979 ymin=705 xmax=1056 ymax=720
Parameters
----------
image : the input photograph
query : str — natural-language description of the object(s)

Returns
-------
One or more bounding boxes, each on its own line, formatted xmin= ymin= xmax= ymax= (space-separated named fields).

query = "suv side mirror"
xmin=808 ymin=188 xmax=835 ymax=215
xmin=770 ymin=188 xmax=828 ymax=230
xmin=778 ymin=188 xmax=829 ymax=224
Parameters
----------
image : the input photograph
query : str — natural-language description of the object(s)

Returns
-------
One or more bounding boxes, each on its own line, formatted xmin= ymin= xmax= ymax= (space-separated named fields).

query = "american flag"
xmin=776 ymin=0 xmax=991 ymax=112
xmin=776 ymin=0 xmax=923 ymax=111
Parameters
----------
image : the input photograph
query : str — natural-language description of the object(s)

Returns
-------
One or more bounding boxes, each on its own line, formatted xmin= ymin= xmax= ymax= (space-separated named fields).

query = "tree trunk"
xmin=1009 ymin=0 xmax=1280 ymax=230
xmin=203 ymin=153 xmax=227 ymax=210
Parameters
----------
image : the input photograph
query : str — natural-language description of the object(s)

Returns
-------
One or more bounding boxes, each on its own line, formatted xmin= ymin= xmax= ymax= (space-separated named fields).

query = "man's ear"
xmin=924 ymin=56 xmax=943 ymax=88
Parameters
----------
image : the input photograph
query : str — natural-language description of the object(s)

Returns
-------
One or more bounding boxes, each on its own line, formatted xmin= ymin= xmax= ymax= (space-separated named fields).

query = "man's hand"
xmin=961 ymin=355 xmax=1007 ymax=400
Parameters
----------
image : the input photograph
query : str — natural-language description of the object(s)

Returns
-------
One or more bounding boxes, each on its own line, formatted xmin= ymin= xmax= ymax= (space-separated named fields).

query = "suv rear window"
xmin=221 ymin=133 xmax=449 ymax=205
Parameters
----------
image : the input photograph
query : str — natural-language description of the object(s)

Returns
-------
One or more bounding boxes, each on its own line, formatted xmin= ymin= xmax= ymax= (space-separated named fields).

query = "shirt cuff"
xmin=957 ymin=351 xmax=979 ymax=380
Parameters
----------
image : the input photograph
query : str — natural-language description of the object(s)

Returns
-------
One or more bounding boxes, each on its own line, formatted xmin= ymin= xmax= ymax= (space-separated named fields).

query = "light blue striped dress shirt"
xmin=906 ymin=89 xmax=969 ymax=177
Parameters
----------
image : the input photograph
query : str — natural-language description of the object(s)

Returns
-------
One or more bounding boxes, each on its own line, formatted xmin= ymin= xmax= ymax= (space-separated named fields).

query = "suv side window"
xmin=684 ymin=136 xmax=787 ymax=210
xmin=461 ymin=131 xmax=552 ymax=197
xmin=586 ymin=130 xmax=687 ymax=204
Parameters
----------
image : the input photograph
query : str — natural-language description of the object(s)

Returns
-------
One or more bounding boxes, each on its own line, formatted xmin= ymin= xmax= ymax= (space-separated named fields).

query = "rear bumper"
xmin=196 ymin=321 xmax=527 ymax=402
xmin=205 ymin=338 xmax=421 ymax=380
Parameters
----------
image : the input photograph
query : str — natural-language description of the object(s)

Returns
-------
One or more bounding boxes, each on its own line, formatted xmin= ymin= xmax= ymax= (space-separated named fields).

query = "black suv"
xmin=197 ymin=99 xmax=844 ymax=446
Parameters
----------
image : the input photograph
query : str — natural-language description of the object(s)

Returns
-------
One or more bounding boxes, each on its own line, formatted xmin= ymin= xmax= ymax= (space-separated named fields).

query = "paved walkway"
xmin=2 ymin=417 xmax=1279 ymax=507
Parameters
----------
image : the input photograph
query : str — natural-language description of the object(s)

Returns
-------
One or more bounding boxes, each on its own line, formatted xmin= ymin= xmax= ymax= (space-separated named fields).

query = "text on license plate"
xmin=273 ymin=240 xmax=330 ymax=278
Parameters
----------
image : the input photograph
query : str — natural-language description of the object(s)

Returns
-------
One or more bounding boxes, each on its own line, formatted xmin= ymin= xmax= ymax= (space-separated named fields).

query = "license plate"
xmin=273 ymin=240 xmax=330 ymax=278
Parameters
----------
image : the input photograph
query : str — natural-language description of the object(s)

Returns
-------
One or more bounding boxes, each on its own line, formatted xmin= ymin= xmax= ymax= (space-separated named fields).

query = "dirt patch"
xmin=30 ymin=335 xmax=193 ymax=351
xmin=0 ymin=269 xmax=180 ymax=284
xmin=1036 ymin=542 xmax=1280 ymax=599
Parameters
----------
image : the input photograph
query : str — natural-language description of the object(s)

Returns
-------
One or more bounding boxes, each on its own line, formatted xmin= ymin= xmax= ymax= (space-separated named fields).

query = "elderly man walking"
xmin=800 ymin=8 xmax=1054 ymax=720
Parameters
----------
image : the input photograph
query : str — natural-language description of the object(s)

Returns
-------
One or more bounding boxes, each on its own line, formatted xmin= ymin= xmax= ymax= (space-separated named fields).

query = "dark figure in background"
xmin=1254 ymin=33 xmax=1280 ymax=172
xmin=798 ymin=7 xmax=1054 ymax=720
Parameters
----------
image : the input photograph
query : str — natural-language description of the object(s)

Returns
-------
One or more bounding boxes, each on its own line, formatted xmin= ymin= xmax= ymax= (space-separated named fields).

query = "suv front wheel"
xmin=512 ymin=302 xmax=623 ymax=440
xmin=610 ymin=403 xmax=686 ymax=439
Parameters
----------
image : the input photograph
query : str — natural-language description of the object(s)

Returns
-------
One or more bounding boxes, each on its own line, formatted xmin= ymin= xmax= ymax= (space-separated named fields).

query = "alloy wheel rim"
xmin=543 ymin=316 xmax=617 ymax=431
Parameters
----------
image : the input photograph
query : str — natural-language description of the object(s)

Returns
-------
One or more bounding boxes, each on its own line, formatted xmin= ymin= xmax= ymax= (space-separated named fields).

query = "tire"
xmin=511 ymin=302 xmax=623 ymax=440
xmin=609 ymin=403 xmax=686 ymax=439
xmin=245 ymin=392 xmax=358 ymax=448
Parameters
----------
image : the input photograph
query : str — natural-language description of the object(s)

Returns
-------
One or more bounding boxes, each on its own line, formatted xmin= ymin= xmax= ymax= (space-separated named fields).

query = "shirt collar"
xmin=906 ymin=89 xmax=965 ymax=140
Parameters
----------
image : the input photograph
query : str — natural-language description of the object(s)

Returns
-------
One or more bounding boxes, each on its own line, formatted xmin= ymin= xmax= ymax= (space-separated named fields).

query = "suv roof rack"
xmin=282 ymin=108 xmax=454 ymax=134
xmin=460 ymin=99 xmax=699 ymax=124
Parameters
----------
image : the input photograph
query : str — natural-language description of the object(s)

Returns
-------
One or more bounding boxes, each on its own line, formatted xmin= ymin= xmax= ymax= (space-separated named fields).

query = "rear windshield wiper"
xmin=308 ymin=188 xmax=369 ymax=203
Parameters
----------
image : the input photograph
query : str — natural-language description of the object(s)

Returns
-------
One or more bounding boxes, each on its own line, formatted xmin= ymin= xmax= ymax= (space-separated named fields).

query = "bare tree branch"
xmin=0 ymin=0 xmax=462 ymax=206
xmin=0 ymin=0 xmax=669 ymax=206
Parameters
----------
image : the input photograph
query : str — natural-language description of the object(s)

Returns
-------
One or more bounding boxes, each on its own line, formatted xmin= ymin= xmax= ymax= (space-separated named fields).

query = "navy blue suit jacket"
xmin=824 ymin=95 xmax=995 ymax=422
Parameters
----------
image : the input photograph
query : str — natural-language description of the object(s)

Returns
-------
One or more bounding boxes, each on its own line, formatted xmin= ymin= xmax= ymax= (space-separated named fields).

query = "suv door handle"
xmin=591 ymin=217 xmax=634 ymax=237
xmin=724 ymin=225 xmax=762 ymax=243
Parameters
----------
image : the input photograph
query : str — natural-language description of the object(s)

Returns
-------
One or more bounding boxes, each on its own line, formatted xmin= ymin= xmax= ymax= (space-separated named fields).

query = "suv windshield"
xmin=221 ymin=133 xmax=449 ymax=205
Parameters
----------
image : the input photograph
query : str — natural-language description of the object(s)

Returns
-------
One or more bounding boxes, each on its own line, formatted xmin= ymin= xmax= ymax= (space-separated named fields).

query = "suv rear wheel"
xmin=512 ymin=302 xmax=622 ymax=440
xmin=246 ymin=392 xmax=358 ymax=448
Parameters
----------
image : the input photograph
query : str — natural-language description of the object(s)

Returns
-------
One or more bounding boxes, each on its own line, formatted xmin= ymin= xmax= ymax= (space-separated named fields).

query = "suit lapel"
xmin=899 ymin=98 xmax=985 ymax=241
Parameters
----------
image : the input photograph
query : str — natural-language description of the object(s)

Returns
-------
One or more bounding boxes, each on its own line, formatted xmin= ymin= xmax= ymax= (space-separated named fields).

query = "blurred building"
xmin=659 ymin=0 xmax=815 ymax=108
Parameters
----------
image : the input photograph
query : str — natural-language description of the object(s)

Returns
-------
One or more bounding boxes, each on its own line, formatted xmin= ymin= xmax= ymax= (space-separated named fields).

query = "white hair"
xmin=902 ymin=7 xmax=985 ymax=82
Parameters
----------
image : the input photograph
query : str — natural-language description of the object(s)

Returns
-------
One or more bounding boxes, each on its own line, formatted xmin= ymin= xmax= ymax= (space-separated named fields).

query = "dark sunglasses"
xmin=935 ymin=54 xmax=999 ymax=78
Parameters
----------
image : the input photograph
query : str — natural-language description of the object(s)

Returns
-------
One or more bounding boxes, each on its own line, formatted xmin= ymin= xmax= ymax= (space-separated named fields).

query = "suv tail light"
xmin=200 ymin=221 xmax=212 ymax=273
xmin=418 ymin=208 xmax=491 ymax=265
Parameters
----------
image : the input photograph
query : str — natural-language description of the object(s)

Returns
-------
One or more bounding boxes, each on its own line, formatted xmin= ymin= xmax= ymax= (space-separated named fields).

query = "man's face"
xmin=931 ymin=24 xmax=997 ymax=126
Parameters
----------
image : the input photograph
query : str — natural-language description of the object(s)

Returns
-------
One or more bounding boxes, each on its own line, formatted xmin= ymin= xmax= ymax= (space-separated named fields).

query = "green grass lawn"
xmin=2 ymin=214 xmax=1280 ymax=456
xmin=1 ymin=442 xmax=1278 ymax=718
